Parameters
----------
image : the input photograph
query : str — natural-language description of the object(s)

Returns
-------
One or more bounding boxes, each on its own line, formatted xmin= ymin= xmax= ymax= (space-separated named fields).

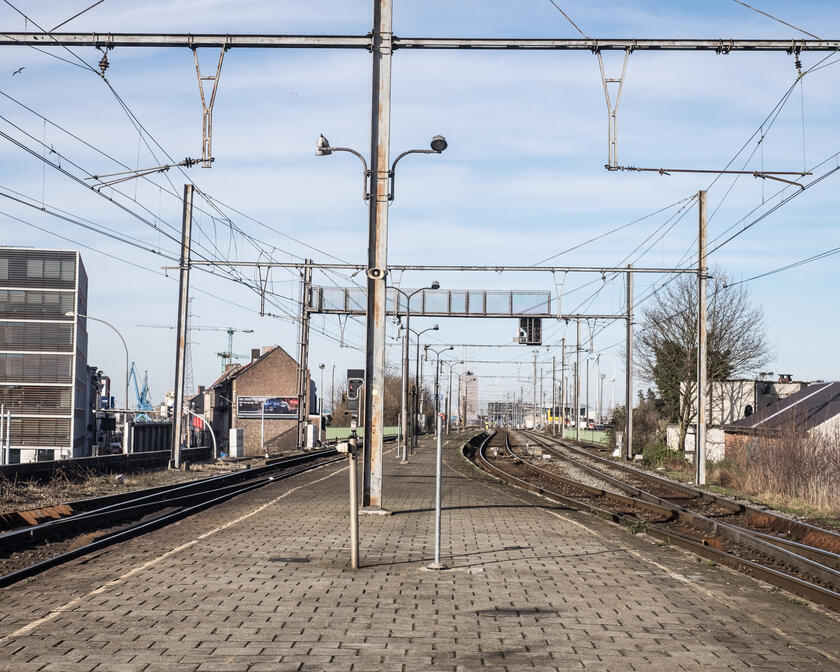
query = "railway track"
xmin=469 ymin=429 xmax=840 ymax=611
xmin=0 ymin=449 xmax=343 ymax=588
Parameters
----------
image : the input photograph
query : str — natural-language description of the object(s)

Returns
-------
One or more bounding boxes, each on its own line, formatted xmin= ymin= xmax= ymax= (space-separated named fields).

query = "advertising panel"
xmin=236 ymin=395 xmax=298 ymax=419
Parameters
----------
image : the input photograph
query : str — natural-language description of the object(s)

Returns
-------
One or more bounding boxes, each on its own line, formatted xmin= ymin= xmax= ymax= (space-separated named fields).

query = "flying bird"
xmin=12 ymin=67 xmax=25 ymax=76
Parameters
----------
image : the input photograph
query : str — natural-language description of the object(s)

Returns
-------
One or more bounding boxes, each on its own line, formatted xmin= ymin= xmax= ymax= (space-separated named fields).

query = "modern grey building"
xmin=0 ymin=247 xmax=89 ymax=462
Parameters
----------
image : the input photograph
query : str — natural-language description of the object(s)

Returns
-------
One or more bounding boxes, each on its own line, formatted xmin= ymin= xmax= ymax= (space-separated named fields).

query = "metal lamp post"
xmin=66 ymin=311 xmax=130 ymax=453
xmin=412 ymin=324 xmax=439 ymax=451
xmin=440 ymin=359 xmax=463 ymax=434
xmin=316 ymin=132 xmax=446 ymax=510
xmin=425 ymin=345 xmax=454 ymax=438
xmin=393 ymin=282 xmax=439 ymax=463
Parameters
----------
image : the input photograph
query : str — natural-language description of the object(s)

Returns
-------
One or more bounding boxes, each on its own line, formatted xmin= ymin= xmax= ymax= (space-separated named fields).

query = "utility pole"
xmin=297 ymin=260 xmax=313 ymax=450
xmin=575 ymin=319 xmax=581 ymax=442
xmin=362 ymin=0 xmax=393 ymax=512
xmin=539 ymin=367 xmax=544 ymax=430
xmin=170 ymin=184 xmax=193 ymax=470
xmin=696 ymin=191 xmax=708 ymax=485
xmin=626 ymin=266 xmax=634 ymax=460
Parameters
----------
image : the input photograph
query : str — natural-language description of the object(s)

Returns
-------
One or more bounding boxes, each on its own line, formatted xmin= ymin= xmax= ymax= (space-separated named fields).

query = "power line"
xmin=731 ymin=0 xmax=821 ymax=40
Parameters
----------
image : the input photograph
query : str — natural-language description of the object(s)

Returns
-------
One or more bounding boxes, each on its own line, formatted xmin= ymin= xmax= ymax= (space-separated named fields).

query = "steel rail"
xmin=1 ymin=34 xmax=838 ymax=52
xmin=523 ymin=434 xmax=840 ymax=578
xmin=471 ymin=431 xmax=840 ymax=611
xmin=0 ymin=452 xmax=345 ymax=588
xmin=533 ymin=431 xmax=840 ymax=555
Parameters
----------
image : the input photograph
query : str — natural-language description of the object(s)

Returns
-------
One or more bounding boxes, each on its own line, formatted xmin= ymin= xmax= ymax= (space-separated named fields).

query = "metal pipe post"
xmin=361 ymin=0 xmax=394 ymax=510
xmin=348 ymin=426 xmax=360 ymax=569
xmin=696 ymin=191 xmax=708 ymax=484
xmin=434 ymin=356 xmax=440 ymax=436
xmin=0 ymin=403 xmax=4 ymax=465
xmin=626 ymin=266 xmax=634 ymax=460
xmin=428 ymin=412 xmax=446 ymax=570
xmin=575 ymin=319 xmax=581 ymax=442
xmin=171 ymin=183 xmax=193 ymax=469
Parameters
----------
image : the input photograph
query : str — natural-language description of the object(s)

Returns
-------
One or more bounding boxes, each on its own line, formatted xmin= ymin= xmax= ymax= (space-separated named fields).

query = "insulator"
xmin=98 ymin=53 xmax=109 ymax=76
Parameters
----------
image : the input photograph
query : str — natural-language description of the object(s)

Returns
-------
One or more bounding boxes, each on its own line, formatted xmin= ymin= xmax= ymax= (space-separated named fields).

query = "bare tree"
xmin=635 ymin=270 xmax=771 ymax=451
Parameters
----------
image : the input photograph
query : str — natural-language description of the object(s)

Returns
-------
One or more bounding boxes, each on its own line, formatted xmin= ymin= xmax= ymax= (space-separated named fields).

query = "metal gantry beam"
xmin=2 ymin=34 xmax=838 ymax=51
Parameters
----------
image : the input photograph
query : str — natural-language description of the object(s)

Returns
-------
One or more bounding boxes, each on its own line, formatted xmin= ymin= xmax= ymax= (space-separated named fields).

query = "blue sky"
xmin=1 ymin=1 xmax=838 ymax=411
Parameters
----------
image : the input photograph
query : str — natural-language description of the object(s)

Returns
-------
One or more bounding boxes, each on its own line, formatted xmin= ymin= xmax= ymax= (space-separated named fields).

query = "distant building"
xmin=206 ymin=345 xmax=315 ymax=456
xmin=668 ymin=375 xmax=809 ymax=460
xmin=460 ymin=372 xmax=479 ymax=425
xmin=0 ymin=247 xmax=90 ymax=461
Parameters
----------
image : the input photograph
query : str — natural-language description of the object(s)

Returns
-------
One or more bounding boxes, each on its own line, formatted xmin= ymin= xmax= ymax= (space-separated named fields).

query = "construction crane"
xmin=137 ymin=323 xmax=255 ymax=372
xmin=128 ymin=362 xmax=154 ymax=421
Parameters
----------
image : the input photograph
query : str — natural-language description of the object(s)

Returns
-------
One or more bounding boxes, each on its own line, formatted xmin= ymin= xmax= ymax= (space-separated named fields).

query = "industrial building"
xmin=205 ymin=345 xmax=316 ymax=456
xmin=0 ymin=247 xmax=92 ymax=462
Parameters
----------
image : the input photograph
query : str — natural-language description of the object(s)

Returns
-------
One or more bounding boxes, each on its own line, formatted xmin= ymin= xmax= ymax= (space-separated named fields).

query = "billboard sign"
xmin=236 ymin=395 xmax=298 ymax=419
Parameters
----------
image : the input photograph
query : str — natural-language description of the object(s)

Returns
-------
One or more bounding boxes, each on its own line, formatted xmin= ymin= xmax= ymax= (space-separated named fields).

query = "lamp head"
xmin=64 ymin=311 xmax=76 ymax=317
xmin=316 ymin=134 xmax=333 ymax=156
xmin=430 ymin=135 xmax=448 ymax=153
xmin=433 ymin=324 xmax=439 ymax=330
xmin=448 ymin=346 xmax=454 ymax=351
xmin=430 ymin=280 xmax=440 ymax=290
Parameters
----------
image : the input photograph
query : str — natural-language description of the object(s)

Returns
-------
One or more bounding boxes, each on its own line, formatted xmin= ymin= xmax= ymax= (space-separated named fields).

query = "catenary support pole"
xmin=171 ymin=184 xmax=193 ymax=470
xmin=552 ymin=356 xmax=556 ymax=436
xmin=532 ymin=352 xmax=538 ymax=430
xmin=400 ymin=323 xmax=409 ymax=461
xmin=362 ymin=0 xmax=393 ymax=511
xmin=561 ymin=338 xmax=566 ymax=438
xmin=297 ymin=260 xmax=313 ymax=449
xmin=626 ymin=266 xmax=634 ymax=460
xmin=0 ymin=403 xmax=4 ymax=465
xmin=696 ymin=191 xmax=708 ymax=485
xmin=428 ymin=412 xmax=446 ymax=570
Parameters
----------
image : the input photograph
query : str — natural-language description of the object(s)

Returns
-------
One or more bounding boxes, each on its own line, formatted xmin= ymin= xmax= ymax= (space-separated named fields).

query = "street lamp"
xmin=316 ymin=134 xmax=448 ymax=201
xmin=424 ymin=345 xmax=454 ymax=438
xmin=440 ymin=359 xmax=464 ymax=435
xmin=393 ymin=282 xmax=440 ymax=463
xmin=412 ymin=324 xmax=439 ymax=450
xmin=66 ymin=310 xmax=130 ymax=453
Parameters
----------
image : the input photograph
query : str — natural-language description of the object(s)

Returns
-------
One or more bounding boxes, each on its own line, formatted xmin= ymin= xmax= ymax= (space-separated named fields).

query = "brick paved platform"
xmin=1 ymin=432 xmax=839 ymax=671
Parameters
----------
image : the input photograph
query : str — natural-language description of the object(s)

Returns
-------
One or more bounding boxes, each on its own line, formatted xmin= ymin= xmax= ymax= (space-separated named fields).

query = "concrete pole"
xmin=171 ymin=183 xmax=193 ymax=469
xmin=362 ymin=0 xmax=394 ymax=511
xmin=575 ymin=319 xmax=581 ymax=442
xmin=261 ymin=400 xmax=265 ymax=454
xmin=626 ymin=266 xmax=634 ymax=460
xmin=696 ymin=191 xmax=708 ymax=485
xmin=586 ymin=356 xmax=590 ymax=428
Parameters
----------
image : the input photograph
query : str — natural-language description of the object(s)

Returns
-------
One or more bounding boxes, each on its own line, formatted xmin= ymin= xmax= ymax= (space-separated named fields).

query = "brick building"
xmin=206 ymin=345 xmax=316 ymax=456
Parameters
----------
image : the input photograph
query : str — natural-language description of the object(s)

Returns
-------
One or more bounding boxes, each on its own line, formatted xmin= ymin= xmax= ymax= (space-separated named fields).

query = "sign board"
xmin=236 ymin=395 xmax=298 ymax=419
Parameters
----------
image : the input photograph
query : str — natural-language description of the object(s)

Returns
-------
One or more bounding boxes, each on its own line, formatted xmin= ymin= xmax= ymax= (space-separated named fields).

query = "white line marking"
xmin=0 ymin=462 xmax=347 ymax=644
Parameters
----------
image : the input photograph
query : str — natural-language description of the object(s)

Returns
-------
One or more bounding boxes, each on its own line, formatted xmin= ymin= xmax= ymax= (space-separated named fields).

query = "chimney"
xmin=251 ymin=348 xmax=261 ymax=362
xmin=778 ymin=374 xmax=792 ymax=383
xmin=198 ymin=385 xmax=205 ymax=394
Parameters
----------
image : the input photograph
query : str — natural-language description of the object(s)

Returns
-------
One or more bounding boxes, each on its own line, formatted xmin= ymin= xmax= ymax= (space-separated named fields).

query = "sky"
xmin=1 ymin=1 xmax=838 ymax=414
